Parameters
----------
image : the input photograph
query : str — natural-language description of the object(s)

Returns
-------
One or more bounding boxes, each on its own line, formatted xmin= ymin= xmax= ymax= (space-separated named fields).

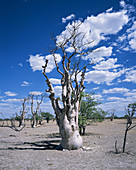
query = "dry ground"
xmin=0 ymin=119 xmax=136 ymax=170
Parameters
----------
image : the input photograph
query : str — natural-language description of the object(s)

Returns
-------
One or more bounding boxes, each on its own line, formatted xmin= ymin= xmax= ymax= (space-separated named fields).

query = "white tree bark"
xmin=30 ymin=93 xmax=44 ymax=128
xmin=43 ymin=21 xmax=94 ymax=150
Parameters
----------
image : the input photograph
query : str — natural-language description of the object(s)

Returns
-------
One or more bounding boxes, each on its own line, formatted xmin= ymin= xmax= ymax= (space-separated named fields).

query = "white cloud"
xmin=28 ymin=53 xmax=62 ymax=72
xmin=2 ymin=98 xmax=21 ymax=103
xmin=57 ymin=9 xmax=129 ymax=48
xmin=28 ymin=54 xmax=45 ymax=72
xmin=124 ymin=89 xmax=136 ymax=98
xmin=80 ymin=10 xmax=128 ymax=46
xmin=5 ymin=91 xmax=18 ymax=97
xmin=62 ymin=14 xmax=75 ymax=23
xmin=65 ymin=47 xmax=75 ymax=53
xmin=85 ymin=69 xmax=125 ymax=85
xmin=126 ymin=21 xmax=136 ymax=51
xmin=123 ymin=69 xmax=136 ymax=83
xmin=122 ymin=46 xmax=129 ymax=51
xmin=106 ymin=7 xmax=113 ymax=13
xmin=29 ymin=91 xmax=43 ymax=96
xmin=129 ymin=36 xmax=136 ymax=50
xmin=99 ymin=101 xmax=129 ymax=113
xmin=103 ymin=87 xmax=129 ymax=94
xmin=18 ymin=63 xmax=23 ymax=67
xmin=92 ymin=94 xmax=103 ymax=101
xmin=45 ymin=54 xmax=62 ymax=73
xmin=21 ymin=81 xmax=30 ymax=87
xmin=120 ymin=0 xmax=126 ymax=8
xmin=0 ymin=103 xmax=9 ymax=106
xmin=49 ymin=78 xmax=61 ymax=85
xmin=107 ymin=97 xmax=128 ymax=102
xmin=93 ymin=87 xmax=99 ymax=90
xmin=54 ymin=86 xmax=62 ymax=96
xmin=93 ymin=58 xmax=122 ymax=70
xmin=85 ymin=46 xmax=113 ymax=63
xmin=118 ymin=34 xmax=127 ymax=42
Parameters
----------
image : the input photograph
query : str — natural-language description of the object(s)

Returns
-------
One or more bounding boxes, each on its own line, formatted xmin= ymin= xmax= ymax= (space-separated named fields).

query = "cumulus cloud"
xmin=62 ymin=14 xmax=75 ymax=23
xmin=93 ymin=58 xmax=122 ymax=70
xmin=49 ymin=78 xmax=61 ymax=85
xmin=103 ymin=87 xmax=129 ymax=94
xmin=65 ymin=47 xmax=75 ymax=53
xmin=28 ymin=54 xmax=61 ymax=72
xmin=28 ymin=54 xmax=45 ymax=72
xmin=57 ymin=9 xmax=129 ymax=49
xmin=124 ymin=89 xmax=136 ymax=98
xmin=46 ymin=54 xmax=62 ymax=73
xmin=84 ymin=46 xmax=113 ymax=63
xmin=85 ymin=69 xmax=125 ymax=85
xmin=127 ymin=21 xmax=136 ymax=51
xmin=120 ymin=0 xmax=126 ymax=8
xmin=5 ymin=91 xmax=18 ymax=97
xmin=123 ymin=69 xmax=136 ymax=83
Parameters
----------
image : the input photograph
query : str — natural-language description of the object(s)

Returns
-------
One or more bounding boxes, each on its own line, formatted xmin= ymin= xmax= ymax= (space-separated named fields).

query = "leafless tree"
xmin=16 ymin=97 xmax=29 ymax=127
xmin=42 ymin=21 xmax=97 ymax=150
xmin=123 ymin=103 xmax=136 ymax=153
xmin=29 ymin=93 xmax=45 ymax=128
xmin=110 ymin=109 xmax=115 ymax=121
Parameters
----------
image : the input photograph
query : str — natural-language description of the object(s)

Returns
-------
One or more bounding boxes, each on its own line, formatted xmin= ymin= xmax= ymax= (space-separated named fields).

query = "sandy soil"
xmin=0 ymin=119 xmax=136 ymax=170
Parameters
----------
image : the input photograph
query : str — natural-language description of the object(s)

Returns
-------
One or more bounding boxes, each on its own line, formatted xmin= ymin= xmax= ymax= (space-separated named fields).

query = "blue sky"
xmin=0 ymin=0 xmax=136 ymax=118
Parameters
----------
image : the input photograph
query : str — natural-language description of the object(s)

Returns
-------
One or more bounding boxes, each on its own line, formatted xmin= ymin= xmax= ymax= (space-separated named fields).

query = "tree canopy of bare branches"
xmin=29 ymin=92 xmax=45 ymax=128
xmin=42 ymin=21 xmax=97 ymax=150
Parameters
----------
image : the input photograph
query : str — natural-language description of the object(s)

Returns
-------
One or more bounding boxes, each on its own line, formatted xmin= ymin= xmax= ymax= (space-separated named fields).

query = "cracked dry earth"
xmin=0 ymin=119 xmax=136 ymax=170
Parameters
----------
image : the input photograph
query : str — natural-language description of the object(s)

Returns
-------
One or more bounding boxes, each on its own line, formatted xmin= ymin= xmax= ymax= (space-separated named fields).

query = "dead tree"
xmin=42 ymin=21 xmax=97 ymax=150
xmin=123 ymin=103 xmax=136 ymax=153
xmin=110 ymin=109 xmax=115 ymax=121
xmin=16 ymin=97 xmax=29 ymax=127
xmin=29 ymin=93 xmax=45 ymax=128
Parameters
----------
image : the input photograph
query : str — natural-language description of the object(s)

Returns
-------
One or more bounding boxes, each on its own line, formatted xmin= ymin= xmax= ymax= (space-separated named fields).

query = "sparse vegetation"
xmin=122 ymin=103 xmax=136 ymax=153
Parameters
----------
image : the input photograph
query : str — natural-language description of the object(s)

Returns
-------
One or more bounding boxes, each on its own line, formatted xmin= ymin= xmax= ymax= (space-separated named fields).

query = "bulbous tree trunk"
xmin=19 ymin=118 xmax=25 ymax=127
xmin=58 ymin=114 xmax=82 ymax=150
xmin=32 ymin=114 xmax=36 ymax=128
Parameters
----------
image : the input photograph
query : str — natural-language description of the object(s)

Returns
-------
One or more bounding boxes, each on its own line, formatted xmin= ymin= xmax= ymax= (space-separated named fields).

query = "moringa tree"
xmin=42 ymin=21 xmax=98 ymax=150
xmin=16 ymin=97 xmax=29 ymax=127
xmin=29 ymin=92 xmax=45 ymax=128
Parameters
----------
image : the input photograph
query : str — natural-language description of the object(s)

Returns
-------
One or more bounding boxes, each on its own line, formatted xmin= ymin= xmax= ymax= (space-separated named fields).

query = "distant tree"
xmin=122 ymin=103 xmax=136 ymax=153
xmin=16 ymin=97 xmax=29 ymax=127
xmin=109 ymin=109 xmax=116 ymax=121
xmin=78 ymin=113 xmax=87 ymax=136
xmin=80 ymin=92 xmax=102 ymax=119
xmin=41 ymin=112 xmax=54 ymax=123
xmin=29 ymin=92 xmax=45 ymax=128
xmin=79 ymin=92 xmax=107 ymax=135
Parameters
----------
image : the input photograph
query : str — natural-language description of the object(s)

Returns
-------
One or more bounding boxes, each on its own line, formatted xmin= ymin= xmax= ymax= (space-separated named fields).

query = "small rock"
xmin=46 ymin=158 xmax=50 ymax=161
xmin=82 ymin=146 xmax=92 ymax=151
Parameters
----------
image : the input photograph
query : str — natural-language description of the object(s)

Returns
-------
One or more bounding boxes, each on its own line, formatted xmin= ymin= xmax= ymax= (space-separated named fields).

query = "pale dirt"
xmin=0 ymin=119 xmax=136 ymax=170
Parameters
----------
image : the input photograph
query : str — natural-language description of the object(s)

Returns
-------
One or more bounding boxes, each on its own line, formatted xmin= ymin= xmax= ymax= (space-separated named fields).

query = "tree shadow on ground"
xmin=85 ymin=132 xmax=102 ymax=136
xmin=0 ymin=139 xmax=61 ymax=150
xmin=47 ymin=133 xmax=61 ymax=138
